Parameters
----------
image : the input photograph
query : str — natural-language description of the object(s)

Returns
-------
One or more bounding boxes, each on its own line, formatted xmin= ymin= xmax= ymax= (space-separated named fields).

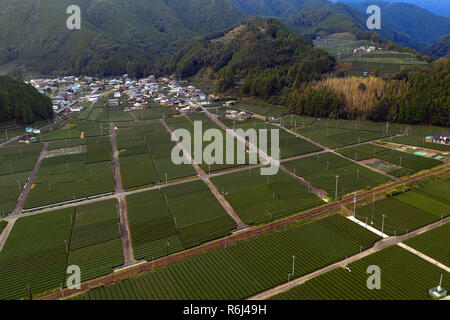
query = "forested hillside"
xmin=280 ymin=60 xmax=450 ymax=126
xmin=166 ymin=18 xmax=334 ymax=95
xmin=0 ymin=0 xmax=246 ymax=77
xmin=0 ymin=76 xmax=53 ymax=124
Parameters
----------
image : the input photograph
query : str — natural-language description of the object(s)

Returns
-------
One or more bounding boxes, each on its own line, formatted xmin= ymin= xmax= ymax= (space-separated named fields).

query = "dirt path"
xmin=160 ymin=118 xmax=248 ymax=230
xmin=129 ymin=111 xmax=139 ymax=122
xmin=11 ymin=142 xmax=49 ymax=216
xmin=0 ymin=219 xmax=16 ymax=252
xmin=248 ymin=217 xmax=449 ymax=300
xmin=109 ymin=122 xmax=136 ymax=266
xmin=38 ymin=164 xmax=448 ymax=300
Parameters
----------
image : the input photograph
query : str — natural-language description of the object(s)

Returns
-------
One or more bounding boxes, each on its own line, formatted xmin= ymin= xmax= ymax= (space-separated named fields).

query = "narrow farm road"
xmin=0 ymin=219 xmax=16 ymax=252
xmin=160 ymin=118 xmax=249 ymax=231
xmin=248 ymin=217 xmax=450 ymax=300
xmin=11 ymin=142 xmax=49 ymax=216
xmin=109 ymin=122 xmax=136 ymax=267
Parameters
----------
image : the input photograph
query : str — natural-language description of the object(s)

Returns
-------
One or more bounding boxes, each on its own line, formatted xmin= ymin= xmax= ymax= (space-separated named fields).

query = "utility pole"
xmin=353 ymin=192 xmax=357 ymax=216
xmin=335 ymin=175 xmax=339 ymax=199
xmin=381 ymin=214 xmax=387 ymax=237
xmin=292 ymin=255 xmax=295 ymax=276
xmin=371 ymin=193 xmax=375 ymax=225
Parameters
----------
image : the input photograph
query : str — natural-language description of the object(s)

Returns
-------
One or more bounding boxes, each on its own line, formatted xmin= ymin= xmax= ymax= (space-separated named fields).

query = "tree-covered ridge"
xmin=167 ymin=18 xmax=334 ymax=93
xmin=0 ymin=0 xmax=246 ymax=77
xmin=424 ymin=35 xmax=450 ymax=59
xmin=282 ymin=60 xmax=450 ymax=126
xmin=0 ymin=76 xmax=53 ymax=124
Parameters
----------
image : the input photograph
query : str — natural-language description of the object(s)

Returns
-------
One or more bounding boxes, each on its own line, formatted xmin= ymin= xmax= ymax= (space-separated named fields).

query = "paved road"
xmin=160 ymin=119 xmax=248 ymax=230
xmin=11 ymin=142 xmax=49 ymax=216
xmin=109 ymin=123 xmax=136 ymax=267
xmin=248 ymin=216 xmax=450 ymax=300
xmin=39 ymin=164 xmax=449 ymax=300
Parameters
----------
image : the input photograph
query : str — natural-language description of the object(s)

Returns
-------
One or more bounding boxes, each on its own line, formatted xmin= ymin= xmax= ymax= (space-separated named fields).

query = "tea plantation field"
xmin=116 ymin=122 xmax=195 ymax=189
xmin=233 ymin=122 xmax=323 ymax=159
xmin=405 ymin=223 xmax=449 ymax=267
xmin=25 ymin=140 xmax=115 ymax=209
xmin=338 ymin=144 xmax=442 ymax=177
xmin=72 ymin=215 xmax=380 ymax=300
xmin=271 ymin=246 xmax=449 ymax=300
xmin=297 ymin=126 xmax=390 ymax=149
xmin=40 ymin=122 xmax=109 ymax=141
xmin=0 ymin=199 xmax=123 ymax=300
xmin=167 ymin=114 xmax=252 ymax=173
xmin=283 ymin=152 xmax=389 ymax=198
xmin=127 ymin=180 xmax=236 ymax=261
xmin=354 ymin=181 xmax=449 ymax=235
xmin=0 ymin=143 xmax=44 ymax=215
xmin=211 ymin=168 xmax=323 ymax=225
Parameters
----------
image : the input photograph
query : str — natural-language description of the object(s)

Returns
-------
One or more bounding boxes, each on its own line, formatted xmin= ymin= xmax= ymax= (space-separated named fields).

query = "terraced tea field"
xmin=127 ymin=180 xmax=236 ymax=261
xmin=283 ymin=152 xmax=389 ymax=198
xmin=338 ymin=144 xmax=442 ymax=177
xmin=271 ymin=246 xmax=449 ymax=300
xmin=0 ymin=199 xmax=123 ymax=299
xmin=116 ymin=122 xmax=195 ymax=189
xmin=72 ymin=215 xmax=380 ymax=300
xmin=405 ymin=223 xmax=449 ymax=267
xmin=211 ymin=168 xmax=323 ymax=225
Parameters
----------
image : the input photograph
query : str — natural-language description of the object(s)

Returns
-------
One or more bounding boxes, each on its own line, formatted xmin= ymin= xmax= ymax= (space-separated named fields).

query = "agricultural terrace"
xmin=340 ymin=51 xmax=433 ymax=77
xmin=271 ymin=246 xmax=449 ymax=300
xmin=40 ymin=121 xmax=110 ymax=141
xmin=338 ymin=144 xmax=442 ymax=177
xmin=72 ymin=215 xmax=380 ymax=300
xmin=24 ymin=138 xmax=114 ymax=209
xmin=0 ymin=199 xmax=123 ymax=300
xmin=211 ymin=168 xmax=323 ymax=225
xmin=0 ymin=143 xmax=43 ymax=215
xmin=296 ymin=126 xmax=390 ymax=149
xmin=233 ymin=122 xmax=323 ymax=159
xmin=283 ymin=152 xmax=389 ymax=199
xmin=116 ymin=122 xmax=195 ymax=189
xmin=166 ymin=113 xmax=252 ymax=172
xmin=354 ymin=181 xmax=449 ymax=235
xmin=405 ymin=223 xmax=450 ymax=267
xmin=126 ymin=180 xmax=236 ymax=261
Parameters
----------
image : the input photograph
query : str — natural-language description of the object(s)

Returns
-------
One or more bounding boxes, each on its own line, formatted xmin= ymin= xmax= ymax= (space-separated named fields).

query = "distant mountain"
xmin=286 ymin=6 xmax=364 ymax=36
xmin=228 ymin=0 xmax=328 ymax=17
xmin=424 ymin=35 xmax=450 ymax=59
xmin=0 ymin=0 xmax=246 ymax=76
xmin=343 ymin=1 xmax=450 ymax=44
xmin=341 ymin=0 xmax=450 ymax=18
xmin=0 ymin=75 xmax=53 ymax=124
